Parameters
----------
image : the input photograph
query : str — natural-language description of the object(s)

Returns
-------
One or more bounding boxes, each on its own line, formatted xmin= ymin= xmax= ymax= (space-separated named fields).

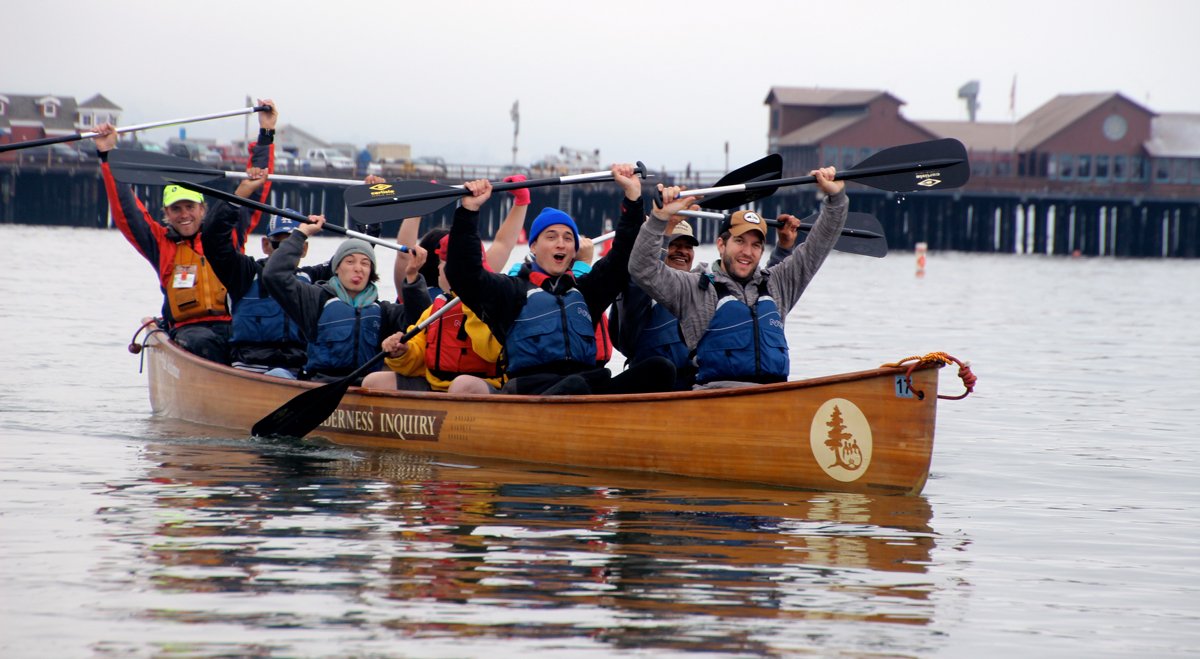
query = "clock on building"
xmin=1102 ymin=114 xmax=1127 ymax=141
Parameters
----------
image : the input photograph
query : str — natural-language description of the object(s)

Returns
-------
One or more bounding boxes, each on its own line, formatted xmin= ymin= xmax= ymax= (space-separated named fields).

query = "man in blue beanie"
xmin=445 ymin=164 xmax=677 ymax=396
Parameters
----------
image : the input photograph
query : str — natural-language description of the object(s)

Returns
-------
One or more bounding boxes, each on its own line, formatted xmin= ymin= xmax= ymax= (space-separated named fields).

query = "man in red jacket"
xmin=92 ymin=101 xmax=277 ymax=363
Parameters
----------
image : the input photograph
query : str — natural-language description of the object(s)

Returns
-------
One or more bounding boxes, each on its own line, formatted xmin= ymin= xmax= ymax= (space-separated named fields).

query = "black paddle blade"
xmin=251 ymin=378 xmax=352 ymax=439
xmin=846 ymin=138 xmax=970 ymax=191
xmin=699 ymin=154 xmax=784 ymax=211
xmin=823 ymin=212 xmax=888 ymax=258
xmin=764 ymin=211 xmax=888 ymax=257
xmin=108 ymin=149 xmax=226 ymax=186
xmin=345 ymin=180 xmax=463 ymax=224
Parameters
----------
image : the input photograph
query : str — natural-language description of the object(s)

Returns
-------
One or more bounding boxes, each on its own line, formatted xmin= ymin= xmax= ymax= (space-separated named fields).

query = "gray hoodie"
xmin=628 ymin=192 xmax=849 ymax=350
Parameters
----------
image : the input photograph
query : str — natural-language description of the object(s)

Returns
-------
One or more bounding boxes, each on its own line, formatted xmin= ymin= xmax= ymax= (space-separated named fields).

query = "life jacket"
xmin=229 ymin=269 xmax=309 ymax=348
xmin=504 ymin=272 xmax=596 ymax=376
xmin=304 ymin=297 xmax=382 ymax=376
xmin=594 ymin=313 xmax=613 ymax=365
xmin=694 ymin=276 xmax=789 ymax=385
xmin=426 ymin=294 xmax=501 ymax=380
xmin=165 ymin=239 xmax=229 ymax=327
xmin=631 ymin=300 xmax=690 ymax=372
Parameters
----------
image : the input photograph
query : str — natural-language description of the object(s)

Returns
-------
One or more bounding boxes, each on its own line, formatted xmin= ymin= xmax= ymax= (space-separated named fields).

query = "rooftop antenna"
xmin=958 ymin=80 xmax=980 ymax=122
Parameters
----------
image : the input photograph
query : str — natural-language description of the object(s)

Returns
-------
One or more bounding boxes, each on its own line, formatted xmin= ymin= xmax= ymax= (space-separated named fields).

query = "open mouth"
xmin=552 ymin=253 xmax=567 ymax=265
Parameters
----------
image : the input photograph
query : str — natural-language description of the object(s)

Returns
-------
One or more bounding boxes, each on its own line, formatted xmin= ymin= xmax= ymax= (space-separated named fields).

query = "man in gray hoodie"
xmin=628 ymin=167 xmax=847 ymax=388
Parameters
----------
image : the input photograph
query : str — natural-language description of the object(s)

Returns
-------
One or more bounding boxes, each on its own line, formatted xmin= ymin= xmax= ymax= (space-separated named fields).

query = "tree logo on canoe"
xmin=809 ymin=398 xmax=873 ymax=482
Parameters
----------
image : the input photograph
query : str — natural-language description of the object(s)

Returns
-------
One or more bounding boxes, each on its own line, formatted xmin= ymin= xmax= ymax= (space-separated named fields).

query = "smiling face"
xmin=530 ymin=224 xmax=578 ymax=277
xmin=717 ymin=230 xmax=764 ymax=280
xmin=336 ymin=253 xmax=374 ymax=295
xmin=164 ymin=200 xmax=205 ymax=238
xmin=665 ymin=237 xmax=695 ymax=271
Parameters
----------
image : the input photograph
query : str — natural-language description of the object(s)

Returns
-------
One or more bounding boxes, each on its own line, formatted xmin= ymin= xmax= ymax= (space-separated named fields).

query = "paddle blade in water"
xmin=251 ymin=379 xmax=351 ymax=439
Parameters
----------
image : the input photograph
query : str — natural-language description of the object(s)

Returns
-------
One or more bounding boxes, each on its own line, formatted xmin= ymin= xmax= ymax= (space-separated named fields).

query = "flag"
xmin=510 ymin=99 xmax=519 ymax=136
xmin=1009 ymin=75 xmax=1017 ymax=116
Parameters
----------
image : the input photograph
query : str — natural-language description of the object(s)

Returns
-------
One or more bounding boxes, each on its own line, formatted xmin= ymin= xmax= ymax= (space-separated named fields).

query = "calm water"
xmin=1 ymin=224 xmax=1198 ymax=658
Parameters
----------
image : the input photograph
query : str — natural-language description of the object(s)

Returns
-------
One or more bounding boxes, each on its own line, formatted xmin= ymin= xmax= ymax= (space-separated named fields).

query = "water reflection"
xmin=96 ymin=440 xmax=964 ymax=655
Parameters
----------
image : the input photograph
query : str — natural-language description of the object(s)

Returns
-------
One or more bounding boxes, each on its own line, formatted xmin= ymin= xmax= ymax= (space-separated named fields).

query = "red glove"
xmin=503 ymin=174 xmax=531 ymax=206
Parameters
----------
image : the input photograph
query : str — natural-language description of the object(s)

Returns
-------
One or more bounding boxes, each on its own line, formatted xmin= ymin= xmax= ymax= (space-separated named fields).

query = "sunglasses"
xmin=268 ymin=238 xmax=286 ymax=249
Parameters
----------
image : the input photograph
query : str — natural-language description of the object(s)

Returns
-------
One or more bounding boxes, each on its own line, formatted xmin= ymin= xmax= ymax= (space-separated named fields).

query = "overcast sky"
xmin=5 ymin=0 xmax=1195 ymax=171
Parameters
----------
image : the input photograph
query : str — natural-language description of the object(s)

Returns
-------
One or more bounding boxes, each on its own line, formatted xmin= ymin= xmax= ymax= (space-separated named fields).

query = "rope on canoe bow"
xmin=129 ymin=317 xmax=165 ymax=374
xmin=881 ymin=352 xmax=976 ymax=401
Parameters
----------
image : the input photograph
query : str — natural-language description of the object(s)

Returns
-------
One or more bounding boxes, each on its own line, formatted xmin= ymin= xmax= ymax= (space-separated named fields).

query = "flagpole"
xmin=510 ymin=99 xmax=520 ymax=165
xmin=1009 ymin=75 xmax=1017 ymax=163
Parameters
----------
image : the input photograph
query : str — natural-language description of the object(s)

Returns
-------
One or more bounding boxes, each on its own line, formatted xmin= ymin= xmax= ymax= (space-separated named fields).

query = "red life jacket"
xmin=425 ymin=295 xmax=500 ymax=380
xmin=594 ymin=312 xmax=613 ymax=365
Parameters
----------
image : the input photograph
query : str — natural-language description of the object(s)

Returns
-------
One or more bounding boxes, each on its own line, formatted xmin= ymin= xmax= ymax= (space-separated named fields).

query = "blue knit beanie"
xmin=528 ymin=207 xmax=580 ymax=250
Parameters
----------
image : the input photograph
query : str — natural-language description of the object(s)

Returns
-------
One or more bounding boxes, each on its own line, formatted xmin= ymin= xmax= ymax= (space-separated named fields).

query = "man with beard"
xmin=629 ymin=167 xmax=846 ymax=389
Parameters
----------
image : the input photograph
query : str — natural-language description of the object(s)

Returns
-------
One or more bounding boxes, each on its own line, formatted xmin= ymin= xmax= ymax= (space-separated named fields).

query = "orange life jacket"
xmin=165 ymin=240 xmax=230 ymax=326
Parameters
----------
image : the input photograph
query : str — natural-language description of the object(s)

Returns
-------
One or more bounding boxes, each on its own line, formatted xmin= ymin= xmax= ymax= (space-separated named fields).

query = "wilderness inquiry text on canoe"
xmin=320 ymin=406 xmax=447 ymax=441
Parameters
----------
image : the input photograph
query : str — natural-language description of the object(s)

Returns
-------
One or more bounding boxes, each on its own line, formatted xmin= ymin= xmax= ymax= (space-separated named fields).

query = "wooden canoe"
xmin=140 ymin=329 xmax=944 ymax=495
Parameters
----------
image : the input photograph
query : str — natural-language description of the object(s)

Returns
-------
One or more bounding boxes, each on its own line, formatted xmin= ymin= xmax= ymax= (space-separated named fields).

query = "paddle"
xmin=678 ymin=209 xmax=888 ymax=258
xmin=344 ymin=163 xmax=650 ymax=224
xmin=0 ymin=105 xmax=271 ymax=153
xmin=251 ymin=297 xmax=463 ymax=438
xmin=108 ymin=148 xmax=368 ymax=187
xmin=690 ymin=153 xmax=783 ymax=210
xmin=252 ymin=229 xmax=621 ymax=439
xmin=162 ymin=179 xmax=412 ymax=255
xmin=662 ymin=139 xmax=971 ymax=211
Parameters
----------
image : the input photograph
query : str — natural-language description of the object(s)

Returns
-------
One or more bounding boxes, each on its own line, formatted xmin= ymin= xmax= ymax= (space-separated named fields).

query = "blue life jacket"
xmin=504 ymin=284 xmax=596 ymax=376
xmin=694 ymin=277 xmax=789 ymax=385
xmin=304 ymin=297 xmax=382 ymax=375
xmin=230 ymin=272 xmax=309 ymax=348
xmin=631 ymin=300 xmax=690 ymax=372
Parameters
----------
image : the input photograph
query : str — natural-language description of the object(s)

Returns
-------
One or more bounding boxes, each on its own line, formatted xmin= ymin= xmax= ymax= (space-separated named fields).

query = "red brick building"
xmin=765 ymin=87 xmax=1199 ymax=202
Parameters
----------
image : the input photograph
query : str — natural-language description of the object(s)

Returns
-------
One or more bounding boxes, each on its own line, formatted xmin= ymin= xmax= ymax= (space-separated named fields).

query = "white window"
xmin=81 ymin=114 xmax=92 ymax=126
xmin=43 ymin=102 xmax=57 ymax=118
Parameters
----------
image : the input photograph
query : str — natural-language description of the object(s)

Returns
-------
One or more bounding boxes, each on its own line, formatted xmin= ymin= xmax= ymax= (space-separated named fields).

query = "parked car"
xmin=117 ymin=139 xmax=168 ymax=154
xmin=411 ymin=156 xmax=447 ymax=178
xmin=167 ymin=140 xmax=222 ymax=165
xmin=19 ymin=143 xmax=91 ymax=164
xmin=378 ymin=158 xmax=413 ymax=178
xmin=275 ymin=149 xmax=302 ymax=173
xmin=304 ymin=148 xmax=354 ymax=173
xmin=210 ymin=144 xmax=249 ymax=169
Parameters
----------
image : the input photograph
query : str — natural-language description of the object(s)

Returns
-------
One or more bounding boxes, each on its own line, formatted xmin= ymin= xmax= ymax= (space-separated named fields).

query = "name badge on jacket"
xmin=172 ymin=265 xmax=197 ymax=288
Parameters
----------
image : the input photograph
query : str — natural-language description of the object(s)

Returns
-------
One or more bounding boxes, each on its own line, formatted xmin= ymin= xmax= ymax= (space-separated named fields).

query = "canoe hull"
xmin=143 ymin=330 xmax=940 ymax=494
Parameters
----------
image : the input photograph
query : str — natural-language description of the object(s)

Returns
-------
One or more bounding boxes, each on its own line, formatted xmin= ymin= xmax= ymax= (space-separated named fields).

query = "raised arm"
xmin=628 ymin=184 xmax=702 ymax=321
xmin=92 ymin=123 xmax=167 ymax=267
xmin=445 ymin=179 xmax=526 ymax=338
xmin=765 ymin=167 xmax=848 ymax=312
xmin=485 ymin=174 xmax=531 ymax=271
xmin=391 ymin=214 xmax=422 ymax=295
xmin=200 ymin=200 xmax=258 ymax=302
xmin=261 ymin=215 xmax=329 ymax=342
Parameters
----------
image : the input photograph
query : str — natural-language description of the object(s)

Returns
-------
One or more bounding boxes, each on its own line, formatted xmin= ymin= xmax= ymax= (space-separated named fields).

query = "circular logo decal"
xmin=809 ymin=398 xmax=873 ymax=482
